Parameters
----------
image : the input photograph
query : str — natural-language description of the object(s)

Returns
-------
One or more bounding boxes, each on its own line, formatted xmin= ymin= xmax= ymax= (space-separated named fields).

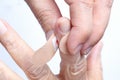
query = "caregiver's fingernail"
xmin=83 ymin=47 xmax=92 ymax=55
xmin=0 ymin=20 xmax=7 ymax=35
xmin=59 ymin=25 xmax=70 ymax=33
xmin=52 ymin=36 xmax=58 ymax=51
xmin=72 ymin=44 xmax=83 ymax=55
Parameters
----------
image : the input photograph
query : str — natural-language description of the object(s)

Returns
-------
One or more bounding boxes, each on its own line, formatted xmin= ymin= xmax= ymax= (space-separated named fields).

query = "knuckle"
xmin=26 ymin=64 xmax=50 ymax=80
xmin=37 ymin=9 xmax=57 ymax=32
xmin=37 ymin=9 xmax=51 ymax=23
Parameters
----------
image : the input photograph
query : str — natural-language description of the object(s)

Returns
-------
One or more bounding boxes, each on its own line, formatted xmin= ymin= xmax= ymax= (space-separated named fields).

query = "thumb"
xmin=54 ymin=17 xmax=71 ymax=43
xmin=87 ymin=41 xmax=103 ymax=80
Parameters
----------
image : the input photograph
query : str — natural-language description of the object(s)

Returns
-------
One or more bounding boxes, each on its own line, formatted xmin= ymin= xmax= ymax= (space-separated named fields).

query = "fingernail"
xmin=60 ymin=26 xmax=69 ymax=33
xmin=83 ymin=47 xmax=92 ymax=55
xmin=59 ymin=21 xmax=70 ymax=34
xmin=52 ymin=36 xmax=58 ymax=51
xmin=0 ymin=20 xmax=7 ymax=35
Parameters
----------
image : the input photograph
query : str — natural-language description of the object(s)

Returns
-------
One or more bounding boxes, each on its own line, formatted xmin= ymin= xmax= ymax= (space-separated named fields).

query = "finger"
xmin=25 ymin=0 xmax=62 ymax=39
xmin=54 ymin=17 xmax=71 ymax=42
xmin=82 ymin=0 xmax=113 ymax=54
xmin=65 ymin=0 xmax=94 ymax=54
xmin=0 ymin=20 xmax=34 ymax=71
xmin=0 ymin=60 xmax=23 ymax=80
xmin=34 ymin=34 xmax=58 ymax=66
xmin=87 ymin=41 xmax=103 ymax=80
xmin=0 ymin=20 xmax=57 ymax=79
xmin=26 ymin=34 xmax=58 ymax=80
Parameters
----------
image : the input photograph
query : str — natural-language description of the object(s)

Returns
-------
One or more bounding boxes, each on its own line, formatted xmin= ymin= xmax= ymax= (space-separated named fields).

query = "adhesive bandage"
xmin=32 ymin=34 xmax=58 ymax=66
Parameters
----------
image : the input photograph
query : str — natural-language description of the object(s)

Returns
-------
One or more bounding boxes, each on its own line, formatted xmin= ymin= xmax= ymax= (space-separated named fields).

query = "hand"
xmin=55 ymin=17 xmax=103 ymax=80
xmin=0 ymin=20 xmax=58 ymax=80
xmin=0 ymin=19 xmax=103 ymax=80
xmin=25 ymin=0 xmax=113 ymax=55
xmin=0 ymin=18 xmax=102 ymax=80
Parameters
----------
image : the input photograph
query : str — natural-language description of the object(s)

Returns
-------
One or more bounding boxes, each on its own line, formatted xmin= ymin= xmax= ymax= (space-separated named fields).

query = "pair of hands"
xmin=0 ymin=19 xmax=102 ymax=80
xmin=0 ymin=0 xmax=113 ymax=80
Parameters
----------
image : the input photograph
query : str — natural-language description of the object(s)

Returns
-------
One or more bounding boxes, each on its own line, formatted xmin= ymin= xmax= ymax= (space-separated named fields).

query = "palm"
xmin=0 ymin=20 xmax=102 ymax=80
xmin=58 ymin=33 xmax=103 ymax=80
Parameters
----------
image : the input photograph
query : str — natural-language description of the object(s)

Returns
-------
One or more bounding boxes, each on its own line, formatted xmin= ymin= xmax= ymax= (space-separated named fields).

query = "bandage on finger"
xmin=33 ymin=34 xmax=58 ymax=66
xmin=26 ymin=34 xmax=58 ymax=80
xmin=59 ymin=33 xmax=87 ymax=80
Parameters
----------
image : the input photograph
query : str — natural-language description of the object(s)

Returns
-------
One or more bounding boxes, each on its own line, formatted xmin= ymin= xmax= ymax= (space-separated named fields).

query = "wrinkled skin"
xmin=0 ymin=19 xmax=103 ymax=80
xmin=0 ymin=0 xmax=111 ymax=79
xmin=25 ymin=0 xmax=113 ymax=55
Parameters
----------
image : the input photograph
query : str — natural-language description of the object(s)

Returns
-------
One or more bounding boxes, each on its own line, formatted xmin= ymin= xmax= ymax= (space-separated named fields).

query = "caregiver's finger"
xmin=82 ymin=0 xmax=113 ymax=54
xmin=0 ymin=60 xmax=23 ymax=80
xmin=87 ymin=41 xmax=103 ymax=80
xmin=0 ymin=20 xmax=34 ymax=71
xmin=25 ymin=0 xmax=61 ymax=39
xmin=65 ymin=0 xmax=94 ymax=54
xmin=54 ymin=17 xmax=71 ymax=42
xmin=27 ymin=34 xmax=58 ymax=80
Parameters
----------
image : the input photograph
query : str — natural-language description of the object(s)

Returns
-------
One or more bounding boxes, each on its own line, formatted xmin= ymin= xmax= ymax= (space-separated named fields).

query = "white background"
xmin=0 ymin=0 xmax=120 ymax=80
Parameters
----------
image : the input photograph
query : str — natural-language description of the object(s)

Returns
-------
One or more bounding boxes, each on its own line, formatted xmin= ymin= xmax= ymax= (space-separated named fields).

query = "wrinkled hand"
xmin=55 ymin=18 xmax=103 ymax=80
xmin=0 ymin=19 xmax=103 ymax=80
xmin=0 ymin=20 xmax=58 ymax=80
xmin=25 ymin=0 xmax=113 ymax=55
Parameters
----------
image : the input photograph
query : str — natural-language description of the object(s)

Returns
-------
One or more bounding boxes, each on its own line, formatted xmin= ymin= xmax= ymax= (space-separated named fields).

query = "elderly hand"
xmin=0 ymin=19 xmax=103 ymax=80
xmin=55 ymin=17 xmax=103 ymax=80
xmin=0 ymin=20 xmax=58 ymax=80
xmin=25 ymin=0 xmax=113 ymax=55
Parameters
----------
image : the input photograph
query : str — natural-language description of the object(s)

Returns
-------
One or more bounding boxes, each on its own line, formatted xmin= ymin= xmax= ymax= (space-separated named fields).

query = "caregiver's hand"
xmin=55 ymin=18 xmax=103 ymax=80
xmin=0 ymin=20 xmax=103 ymax=80
xmin=25 ymin=0 xmax=113 ymax=55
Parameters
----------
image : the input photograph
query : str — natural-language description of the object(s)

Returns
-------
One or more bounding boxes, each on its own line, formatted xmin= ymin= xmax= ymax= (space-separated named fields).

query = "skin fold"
xmin=0 ymin=19 xmax=103 ymax=80
xmin=0 ymin=0 xmax=112 ymax=79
